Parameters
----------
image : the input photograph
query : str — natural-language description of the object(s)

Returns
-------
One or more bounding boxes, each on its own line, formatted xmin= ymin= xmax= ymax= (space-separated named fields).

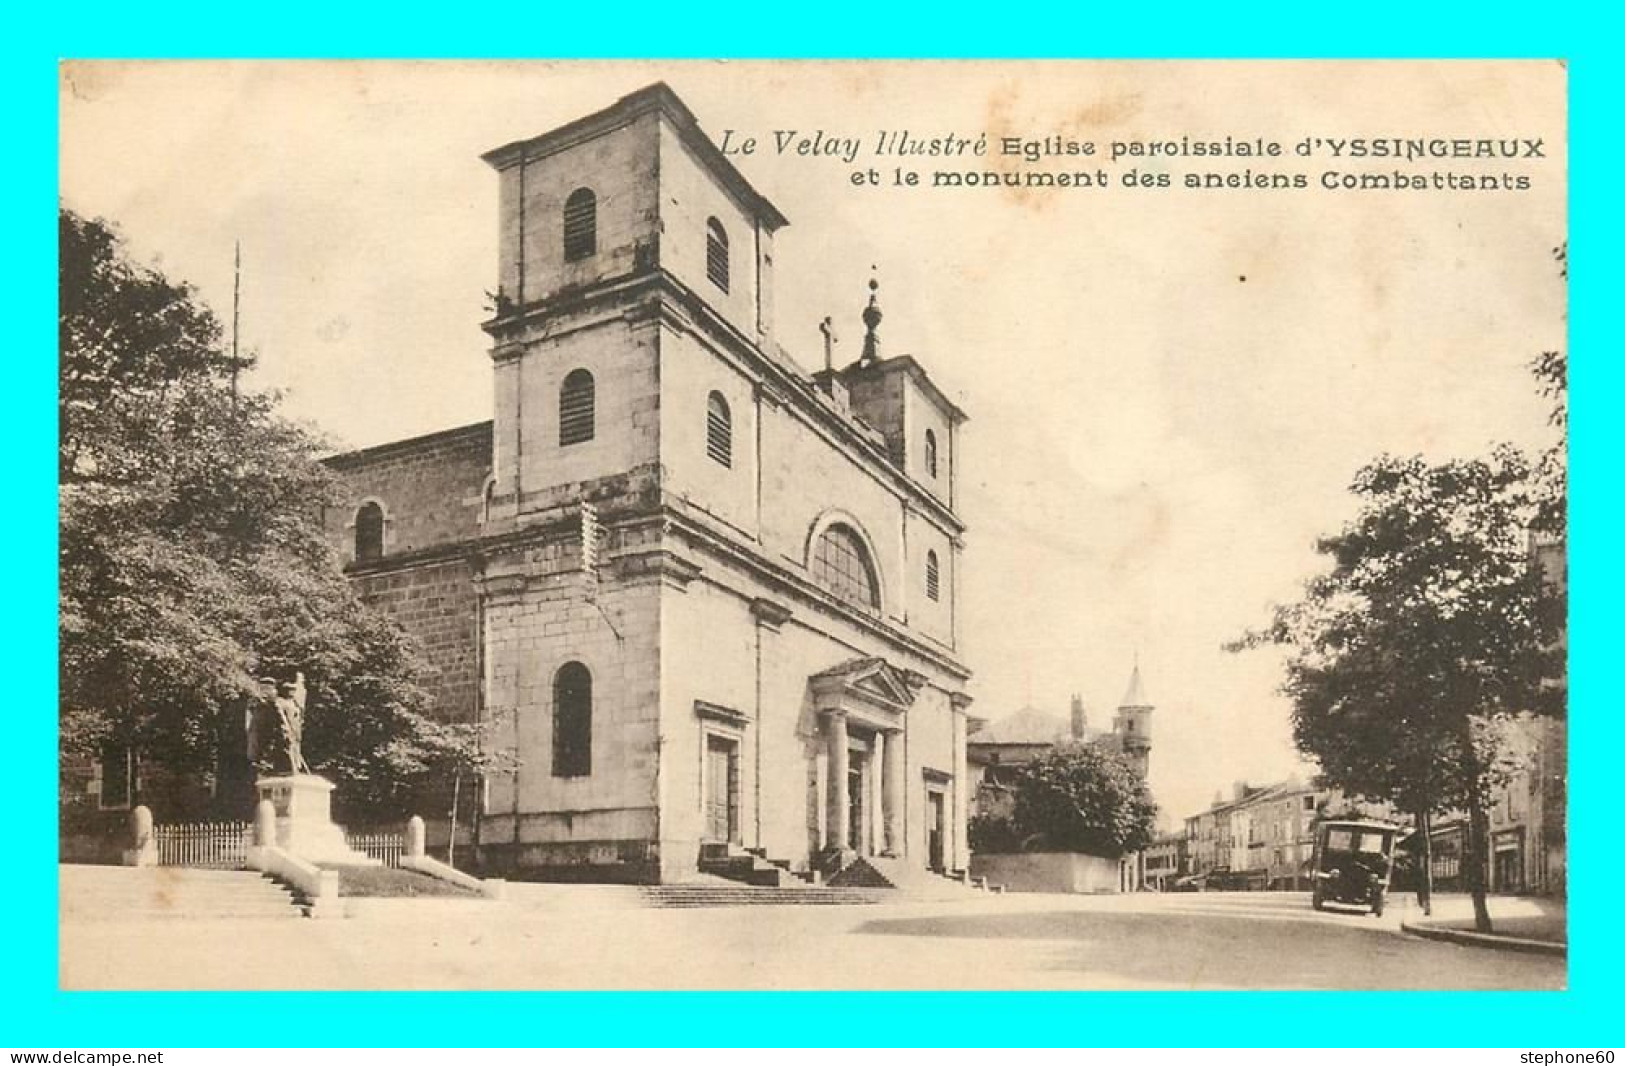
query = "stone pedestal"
xmin=254 ymin=774 xmax=379 ymax=866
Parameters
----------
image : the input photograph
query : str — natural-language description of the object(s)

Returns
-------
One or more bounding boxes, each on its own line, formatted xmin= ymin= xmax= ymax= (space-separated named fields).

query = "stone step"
xmin=64 ymin=888 xmax=296 ymax=906
xmin=63 ymin=902 xmax=305 ymax=920
xmin=641 ymin=887 xmax=887 ymax=907
xmin=63 ymin=865 xmax=254 ymax=880
xmin=60 ymin=866 xmax=305 ymax=920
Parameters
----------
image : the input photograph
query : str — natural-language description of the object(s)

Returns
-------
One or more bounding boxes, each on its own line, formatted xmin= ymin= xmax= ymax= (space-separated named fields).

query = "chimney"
xmin=1069 ymin=694 xmax=1087 ymax=739
xmin=1233 ymin=780 xmax=1248 ymax=802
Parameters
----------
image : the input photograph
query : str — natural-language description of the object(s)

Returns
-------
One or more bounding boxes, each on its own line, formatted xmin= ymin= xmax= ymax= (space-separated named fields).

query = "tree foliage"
xmin=1001 ymin=743 xmax=1158 ymax=858
xmin=1530 ymin=241 xmax=1567 ymax=538
xmin=1235 ymin=447 xmax=1565 ymax=927
xmin=1243 ymin=449 xmax=1564 ymax=799
xmin=59 ymin=208 xmax=480 ymax=823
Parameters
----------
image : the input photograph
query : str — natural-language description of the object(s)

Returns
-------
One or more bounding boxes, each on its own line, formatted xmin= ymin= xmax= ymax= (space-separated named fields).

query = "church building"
xmin=322 ymin=84 xmax=974 ymax=885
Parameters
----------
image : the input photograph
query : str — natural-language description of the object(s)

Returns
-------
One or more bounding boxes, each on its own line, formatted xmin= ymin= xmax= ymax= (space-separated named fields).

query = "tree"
xmin=1236 ymin=448 xmax=1564 ymax=931
xmin=1530 ymin=242 xmax=1567 ymax=539
xmin=1006 ymin=743 xmax=1158 ymax=858
xmin=59 ymin=208 xmax=476 ymax=826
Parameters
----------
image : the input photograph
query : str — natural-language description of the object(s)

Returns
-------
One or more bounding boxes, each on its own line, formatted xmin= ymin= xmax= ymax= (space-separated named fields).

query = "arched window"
xmin=926 ymin=549 xmax=940 ymax=602
xmin=481 ymin=477 xmax=497 ymax=525
xmin=552 ymin=661 xmax=592 ymax=778
xmin=563 ymin=188 xmax=596 ymax=262
xmin=705 ymin=218 xmax=730 ymax=293
xmin=924 ymin=429 xmax=939 ymax=479
xmin=812 ymin=522 xmax=879 ymax=611
xmin=559 ymin=369 xmax=595 ymax=446
xmin=355 ymin=502 xmax=384 ymax=562
xmin=706 ymin=391 xmax=732 ymax=467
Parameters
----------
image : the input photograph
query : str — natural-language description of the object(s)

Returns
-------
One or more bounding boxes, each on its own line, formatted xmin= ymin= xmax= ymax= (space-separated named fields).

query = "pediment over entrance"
xmin=809 ymin=657 xmax=923 ymax=729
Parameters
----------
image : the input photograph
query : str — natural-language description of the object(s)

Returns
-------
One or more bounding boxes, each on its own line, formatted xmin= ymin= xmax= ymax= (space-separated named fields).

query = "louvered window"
xmin=812 ymin=523 xmax=879 ymax=611
xmin=559 ymin=369 xmax=595 ymax=446
xmin=563 ymin=188 xmax=596 ymax=262
xmin=926 ymin=550 xmax=940 ymax=602
xmin=706 ymin=218 xmax=729 ymax=293
xmin=706 ymin=391 xmax=732 ymax=467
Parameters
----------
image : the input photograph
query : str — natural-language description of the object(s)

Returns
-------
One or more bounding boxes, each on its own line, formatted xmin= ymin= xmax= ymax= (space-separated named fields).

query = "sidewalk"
xmin=1396 ymin=892 xmax=1566 ymax=955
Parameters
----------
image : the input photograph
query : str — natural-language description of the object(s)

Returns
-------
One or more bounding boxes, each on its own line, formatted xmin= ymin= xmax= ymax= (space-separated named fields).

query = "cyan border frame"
xmin=10 ymin=4 xmax=1615 ymax=1047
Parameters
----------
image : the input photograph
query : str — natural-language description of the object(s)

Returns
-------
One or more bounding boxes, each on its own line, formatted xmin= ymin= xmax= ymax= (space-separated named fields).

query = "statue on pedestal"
xmin=247 ymin=671 xmax=310 ymax=776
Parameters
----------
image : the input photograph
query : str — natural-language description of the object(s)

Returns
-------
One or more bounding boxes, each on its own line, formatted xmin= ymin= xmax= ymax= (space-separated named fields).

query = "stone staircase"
xmin=640 ymin=846 xmax=1005 ymax=907
xmin=60 ymin=864 xmax=306 ymax=920
xmin=698 ymin=843 xmax=819 ymax=888
xmin=827 ymin=855 xmax=1001 ymax=897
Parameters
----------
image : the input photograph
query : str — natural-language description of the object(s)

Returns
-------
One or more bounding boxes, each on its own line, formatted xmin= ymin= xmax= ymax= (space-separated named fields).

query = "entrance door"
xmin=1495 ymin=846 xmax=1523 ymax=893
xmin=705 ymin=736 xmax=738 ymax=843
xmin=847 ymin=759 xmax=865 ymax=852
xmin=927 ymin=790 xmax=946 ymax=872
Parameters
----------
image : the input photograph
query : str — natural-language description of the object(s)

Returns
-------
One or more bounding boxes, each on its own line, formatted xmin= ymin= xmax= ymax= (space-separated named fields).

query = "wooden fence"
xmin=154 ymin=821 xmax=249 ymax=869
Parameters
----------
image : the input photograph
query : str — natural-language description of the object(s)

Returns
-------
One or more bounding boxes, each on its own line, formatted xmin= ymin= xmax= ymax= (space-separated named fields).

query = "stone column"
xmin=827 ymin=711 xmax=849 ymax=850
xmin=123 ymin=805 xmax=156 ymax=867
xmin=950 ymin=693 xmax=974 ymax=872
xmin=813 ymin=751 xmax=828 ymax=851
xmin=883 ymin=727 xmax=904 ymax=857
xmin=869 ymin=733 xmax=884 ymax=856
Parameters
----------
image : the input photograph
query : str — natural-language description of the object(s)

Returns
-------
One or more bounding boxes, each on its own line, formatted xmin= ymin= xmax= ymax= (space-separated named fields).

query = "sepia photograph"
xmin=56 ymin=59 xmax=1567 ymax=993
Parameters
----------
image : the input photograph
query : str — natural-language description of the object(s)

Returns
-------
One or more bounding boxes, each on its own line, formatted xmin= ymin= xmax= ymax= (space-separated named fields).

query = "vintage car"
xmin=1310 ymin=819 xmax=1406 ymax=916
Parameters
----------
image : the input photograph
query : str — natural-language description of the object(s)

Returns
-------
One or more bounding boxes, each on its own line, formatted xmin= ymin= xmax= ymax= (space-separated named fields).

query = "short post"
xmin=406 ymin=815 xmax=426 ymax=860
xmin=123 ymin=805 xmax=156 ymax=867
xmin=254 ymin=799 xmax=277 ymax=847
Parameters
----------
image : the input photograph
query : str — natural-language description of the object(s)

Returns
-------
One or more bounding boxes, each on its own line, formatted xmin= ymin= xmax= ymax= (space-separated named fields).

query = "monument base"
xmin=254 ymin=774 xmax=380 ymax=867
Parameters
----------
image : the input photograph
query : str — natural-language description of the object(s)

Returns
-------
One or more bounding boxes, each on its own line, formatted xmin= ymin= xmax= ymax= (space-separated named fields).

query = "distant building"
xmin=967 ymin=667 xmax=1154 ymax=891
xmin=1182 ymin=779 xmax=1329 ymax=890
xmin=1426 ymin=533 xmax=1567 ymax=898
xmin=1427 ymin=713 xmax=1566 ymax=896
xmin=1142 ymin=832 xmax=1186 ymax=891
xmin=968 ymin=665 xmax=1155 ymax=819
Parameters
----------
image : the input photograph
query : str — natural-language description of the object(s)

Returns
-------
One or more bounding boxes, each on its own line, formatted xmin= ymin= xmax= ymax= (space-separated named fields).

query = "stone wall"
xmin=970 ymin=851 xmax=1125 ymax=894
xmin=349 ymin=559 xmax=481 ymax=723
xmin=324 ymin=422 xmax=491 ymax=563
xmin=323 ymin=422 xmax=492 ymax=723
xmin=474 ymin=516 xmax=665 ymax=882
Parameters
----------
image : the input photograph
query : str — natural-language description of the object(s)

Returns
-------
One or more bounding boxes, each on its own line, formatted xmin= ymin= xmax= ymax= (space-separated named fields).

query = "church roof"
xmin=971 ymin=706 xmax=1071 ymax=745
xmin=1120 ymin=664 xmax=1151 ymax=709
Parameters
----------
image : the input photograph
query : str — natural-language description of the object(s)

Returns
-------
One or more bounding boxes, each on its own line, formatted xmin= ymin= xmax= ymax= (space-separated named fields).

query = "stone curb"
xmin=1400 ymin=920 xmax=1566 ymax=957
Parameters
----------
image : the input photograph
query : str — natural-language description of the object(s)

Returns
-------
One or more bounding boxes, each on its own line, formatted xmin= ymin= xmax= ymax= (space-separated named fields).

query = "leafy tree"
xmin=59 ymin=208 xmax=481 ymax=826
xmin=1530 ymin=242 xmax=1567 ymax=538
xmin=1236 ymin=448 xmax=1564 ymax=931
xmin=1007 ymin=743 xmax=1158 ymax=858
xmin=967 ymin=812 xmax=1024 ymax=854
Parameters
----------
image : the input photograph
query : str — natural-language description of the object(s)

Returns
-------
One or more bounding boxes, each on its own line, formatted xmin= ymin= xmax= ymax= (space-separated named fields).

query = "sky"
xmin=58 ymin=60 xmax=1566 ymax=825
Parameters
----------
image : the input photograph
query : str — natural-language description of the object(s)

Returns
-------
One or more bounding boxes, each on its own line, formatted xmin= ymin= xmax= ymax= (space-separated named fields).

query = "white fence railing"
xmin=345 ymin=830 xmax=404 ymax=868
xmin=151 ymin=820 xmax=405 ymax=869
xmin=154 ymin=821 xmax=249 ymax=869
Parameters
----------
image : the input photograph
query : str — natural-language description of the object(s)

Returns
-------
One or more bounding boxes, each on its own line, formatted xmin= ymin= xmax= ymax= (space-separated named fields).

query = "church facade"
xmin=322 ymin=84 xmax=974 ymax=884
